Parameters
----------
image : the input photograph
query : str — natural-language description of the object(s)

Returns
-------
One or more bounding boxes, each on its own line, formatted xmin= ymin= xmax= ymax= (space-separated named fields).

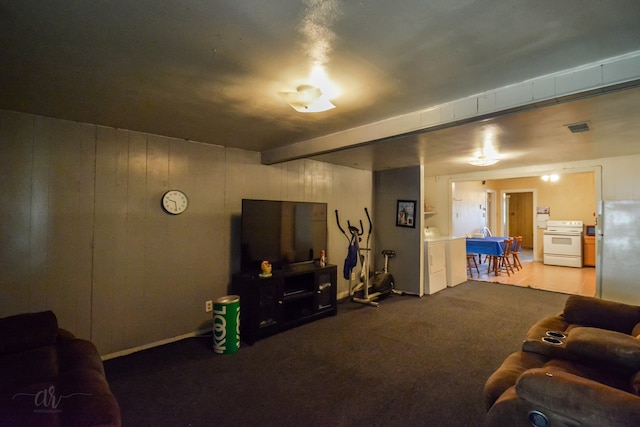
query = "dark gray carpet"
xmin=103 ymin=281 xmax=568 ymax=427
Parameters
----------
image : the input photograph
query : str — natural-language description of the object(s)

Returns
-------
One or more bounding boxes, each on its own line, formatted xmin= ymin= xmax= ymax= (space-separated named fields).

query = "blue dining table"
xmin=466 ymin=237 xmax=507 ymax=256
xmin=466 ymin=237 xmax=510 ymax=275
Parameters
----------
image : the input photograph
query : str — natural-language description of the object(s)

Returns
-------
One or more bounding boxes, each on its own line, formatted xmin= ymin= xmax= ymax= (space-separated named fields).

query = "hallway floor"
xmin=468 ymin=249 xmax=596 ymax=297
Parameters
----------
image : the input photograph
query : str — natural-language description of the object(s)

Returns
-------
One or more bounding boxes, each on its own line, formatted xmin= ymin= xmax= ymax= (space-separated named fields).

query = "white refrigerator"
xmin=597 ymin=200 xmax=640 ymax=305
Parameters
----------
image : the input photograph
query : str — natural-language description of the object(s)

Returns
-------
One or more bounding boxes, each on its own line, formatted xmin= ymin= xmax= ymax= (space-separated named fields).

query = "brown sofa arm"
xmin=521 ymin=315 xmax=574 ymax=359
xmin=0 ymin=311 xmax=59 ymax=354
xmin=563 ymin=295 xmax=640 ymax=334
xmin=516 ymin=367 xmax=640 ymax=427
xmin=565 ymin=326 xmax=640 ymax=371
xmin=483 ymin=351 xmax=548 ymax=410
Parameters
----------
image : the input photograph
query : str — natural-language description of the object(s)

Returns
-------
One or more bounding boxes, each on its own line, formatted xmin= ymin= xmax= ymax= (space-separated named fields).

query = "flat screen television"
xmin=241 ymin=199 xmax=327 ymax=271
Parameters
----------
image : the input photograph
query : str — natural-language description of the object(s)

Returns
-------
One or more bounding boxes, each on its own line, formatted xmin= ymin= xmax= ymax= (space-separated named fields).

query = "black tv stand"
xmin=282 ymin=261 xmax=320 ymax=273
xmin=232 ymin=264 xmax=337 ymax=345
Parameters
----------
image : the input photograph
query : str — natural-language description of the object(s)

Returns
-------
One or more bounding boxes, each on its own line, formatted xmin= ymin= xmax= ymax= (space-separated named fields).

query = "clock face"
xmin=162 ymin=190 xmax=189 ymax=215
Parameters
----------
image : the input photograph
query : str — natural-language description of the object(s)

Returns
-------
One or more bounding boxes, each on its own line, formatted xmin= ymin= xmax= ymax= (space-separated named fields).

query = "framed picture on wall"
xmin=396 ymin=200 xmax=416 ymax=228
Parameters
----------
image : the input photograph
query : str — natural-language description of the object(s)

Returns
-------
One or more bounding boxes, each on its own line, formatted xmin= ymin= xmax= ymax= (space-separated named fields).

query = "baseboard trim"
xmin=101 ymin=328 xmax=211 ymax=360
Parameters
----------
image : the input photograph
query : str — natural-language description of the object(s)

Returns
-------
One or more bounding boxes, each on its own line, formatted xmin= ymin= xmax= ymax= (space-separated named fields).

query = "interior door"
xmin=507 ymin=192 xmax=533 ymax=248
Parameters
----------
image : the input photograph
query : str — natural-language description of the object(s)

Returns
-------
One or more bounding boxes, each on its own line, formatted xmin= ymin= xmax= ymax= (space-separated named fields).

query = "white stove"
xmin=543 ymin=220 xmax=584 ymax=267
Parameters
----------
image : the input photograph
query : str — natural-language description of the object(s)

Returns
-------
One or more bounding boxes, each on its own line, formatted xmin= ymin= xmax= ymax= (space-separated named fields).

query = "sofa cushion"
xmin=563 ymin=295 xmax=640 ymax=334
xmin=0 ymin=311 xmax=59 ymax=355
xmin=566 ymin=326 xmax=640 ymax=371
xmin=544 ymin=356 xmax=636 ymax=393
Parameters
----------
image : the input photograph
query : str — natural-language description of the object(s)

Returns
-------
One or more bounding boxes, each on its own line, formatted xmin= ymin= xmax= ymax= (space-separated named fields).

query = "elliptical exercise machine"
xmin=335 ymin=207 xmax=398 ymax=307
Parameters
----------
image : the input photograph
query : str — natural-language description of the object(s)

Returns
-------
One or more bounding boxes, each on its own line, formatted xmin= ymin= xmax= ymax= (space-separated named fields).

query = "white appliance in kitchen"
xmin=423 ymin=233 xmax=447 ymax=295
xmin=445 ymin=237 xmax=467 ymax=287
xmin=597 ymin=200 xmax=640 ymax=305
xmin=423 ymin=227 xmax=467 ymax=294
xmin=543 ymin=220 xmax=583 ymax=267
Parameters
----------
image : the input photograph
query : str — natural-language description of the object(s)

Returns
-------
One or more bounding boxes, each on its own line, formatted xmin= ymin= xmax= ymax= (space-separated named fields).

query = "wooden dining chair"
xmin=491 ymin=239 xmax=514 ymax=276
xmin=467 ymin=253 xmax=480 ymax=277
xmin=486 ymin=251 xmax=500 ymax=276
xmin=511 ymin=236 xmax=523 ymax=270
xmin=486 ymin=243 xmax=499 ymax=275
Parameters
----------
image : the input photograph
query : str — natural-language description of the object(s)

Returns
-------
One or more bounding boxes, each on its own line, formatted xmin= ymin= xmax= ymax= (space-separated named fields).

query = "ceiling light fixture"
xmin=278 ymin=84 xmax=335 ymax=113
xmin=541 ymin=174 xmax=560 ymax=182
xmin=469 ymin=154 xmax=500 ymax=166
xmin=469 ymin=128 xmax=501 ymax=166
xmin=279 ymin=64 xmax=339 ymax=113
xmin=469 ymin=145 xmax=500 ymax=166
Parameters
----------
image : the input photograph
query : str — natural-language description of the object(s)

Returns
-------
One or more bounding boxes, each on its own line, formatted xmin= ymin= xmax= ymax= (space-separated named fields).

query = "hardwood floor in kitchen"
xmin=468 ymin=249 xmax=596 ymax=297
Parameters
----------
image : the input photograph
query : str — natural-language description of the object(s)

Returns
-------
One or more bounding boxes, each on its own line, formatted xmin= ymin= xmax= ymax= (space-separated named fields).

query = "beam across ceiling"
xmin=261 ymin=51 xmax=640 ymax=166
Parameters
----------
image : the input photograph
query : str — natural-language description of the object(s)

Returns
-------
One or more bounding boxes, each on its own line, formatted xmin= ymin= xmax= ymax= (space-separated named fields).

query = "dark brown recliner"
xmin=484 ymin=295 xmax=640 ymax=427
xmin=0 ymin=311 xmax=121 ymax=426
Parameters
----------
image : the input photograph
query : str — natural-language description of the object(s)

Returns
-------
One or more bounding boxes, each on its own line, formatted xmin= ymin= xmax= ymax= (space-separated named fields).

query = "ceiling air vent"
xmin=566 ymin=122 xmax=590 ymax=133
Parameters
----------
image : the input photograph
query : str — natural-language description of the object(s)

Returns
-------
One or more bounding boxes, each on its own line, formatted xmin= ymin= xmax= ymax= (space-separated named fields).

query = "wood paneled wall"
xmin=1 ymin=112 xmax=96 ymax=338
xmin=0 ymin=110 xmax=372 ymax=356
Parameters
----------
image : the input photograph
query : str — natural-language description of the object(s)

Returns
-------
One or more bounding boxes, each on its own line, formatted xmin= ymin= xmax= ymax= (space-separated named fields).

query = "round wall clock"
xmin=162 ymin=190 xmax=189 ymax=215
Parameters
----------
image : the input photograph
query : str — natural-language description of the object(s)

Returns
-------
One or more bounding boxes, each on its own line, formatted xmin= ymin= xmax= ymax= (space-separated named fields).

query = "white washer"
xmin=423 ymin=227 xmax=451 ymax=294
xmin=424 ymin=228 xmax=467 ymax=288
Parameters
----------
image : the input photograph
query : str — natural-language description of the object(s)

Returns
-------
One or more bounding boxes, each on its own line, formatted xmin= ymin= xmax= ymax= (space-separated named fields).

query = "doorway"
xmin=504 ymin=191 xmax=534 ymax=249
xmin=486 ymin=190 xmax=496 ymax=235
xmin=449 ymin=167 xmax=601 ymax=297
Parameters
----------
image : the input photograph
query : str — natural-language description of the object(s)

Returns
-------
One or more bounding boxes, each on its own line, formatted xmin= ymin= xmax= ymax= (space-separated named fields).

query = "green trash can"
xmin=213 ymin=295 xmax=240 ymax=354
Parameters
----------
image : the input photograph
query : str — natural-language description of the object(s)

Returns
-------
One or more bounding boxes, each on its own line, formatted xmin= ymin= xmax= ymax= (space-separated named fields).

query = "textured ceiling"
xmin=1 ymin=1 xmax=640 ymax=173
